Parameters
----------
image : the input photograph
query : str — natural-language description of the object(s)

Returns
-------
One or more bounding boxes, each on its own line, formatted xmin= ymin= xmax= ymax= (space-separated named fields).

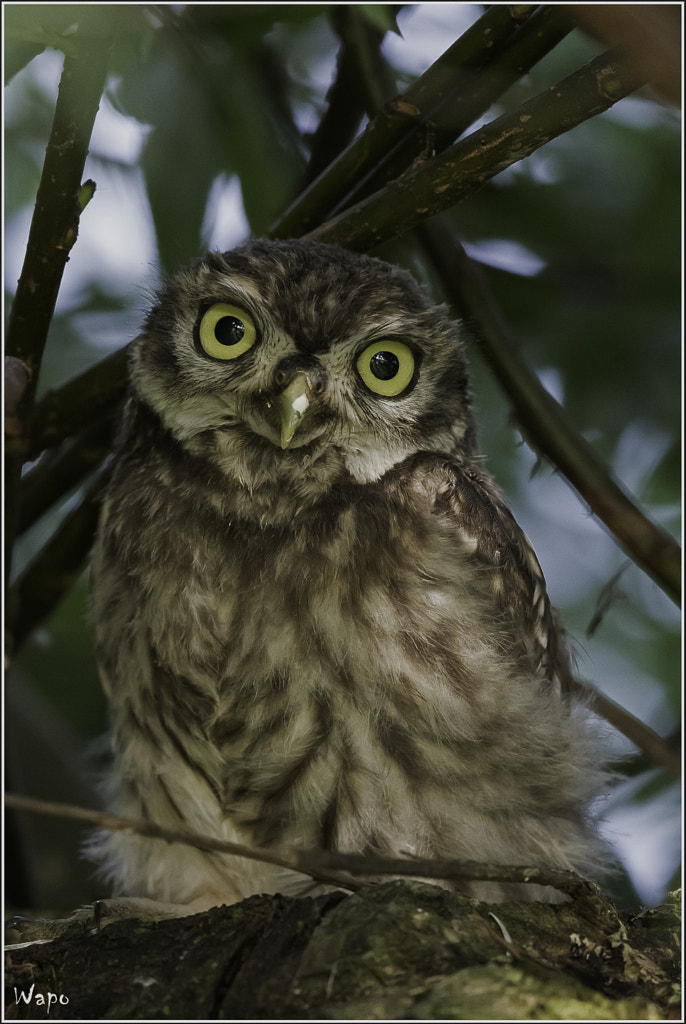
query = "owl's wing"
xmin=438 ymin=459 xmax=573 ymax=692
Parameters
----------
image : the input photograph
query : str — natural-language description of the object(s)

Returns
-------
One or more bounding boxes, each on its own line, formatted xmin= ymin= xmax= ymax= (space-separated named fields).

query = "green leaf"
xmin=359 ymin=5 xmax=402 ymax=36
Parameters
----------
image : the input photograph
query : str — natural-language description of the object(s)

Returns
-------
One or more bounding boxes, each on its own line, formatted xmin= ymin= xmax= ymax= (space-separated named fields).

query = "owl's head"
xmin=130 ymin=239 xmax=475 ymax=487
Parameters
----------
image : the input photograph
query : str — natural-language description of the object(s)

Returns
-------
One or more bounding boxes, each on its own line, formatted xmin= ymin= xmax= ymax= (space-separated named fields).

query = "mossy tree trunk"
xmin=5 ymin=882 xmax=680 ymax=1020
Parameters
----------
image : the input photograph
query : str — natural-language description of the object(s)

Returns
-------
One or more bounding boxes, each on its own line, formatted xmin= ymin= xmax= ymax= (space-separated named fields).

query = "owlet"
xmin=89 ymin=238 xmax=607 ymax=913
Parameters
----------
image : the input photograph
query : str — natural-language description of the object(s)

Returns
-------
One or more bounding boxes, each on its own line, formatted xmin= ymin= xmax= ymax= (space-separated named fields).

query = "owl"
xmin=88 ymin=237 xmax=607 ymax=916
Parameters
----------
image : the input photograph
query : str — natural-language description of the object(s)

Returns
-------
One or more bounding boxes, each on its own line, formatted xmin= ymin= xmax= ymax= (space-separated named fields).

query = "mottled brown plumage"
xmin=89 ymin=238 xmax=607 ymax=912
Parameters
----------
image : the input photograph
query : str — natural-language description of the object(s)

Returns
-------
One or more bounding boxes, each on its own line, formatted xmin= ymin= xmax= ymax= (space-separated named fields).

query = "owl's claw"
xmin=4 ymin=907 xmax=98 ymax=945
xmin=5 ymin=899 xmax=141 ymax=945
xmin=5 ymin=897 xmax=212 ymax=946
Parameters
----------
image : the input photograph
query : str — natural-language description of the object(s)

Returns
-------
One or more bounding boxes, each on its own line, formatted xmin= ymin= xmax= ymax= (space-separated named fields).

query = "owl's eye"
xmin=198 ymin=303 xmax=256 ymax=360
xmin=356 ymin=340 xmax=416 ymax=397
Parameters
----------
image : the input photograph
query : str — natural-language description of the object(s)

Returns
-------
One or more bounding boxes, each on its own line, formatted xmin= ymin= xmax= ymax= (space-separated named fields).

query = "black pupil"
xmin=370 ymin=350 xmax=399 ymax=380
xmin=215 ymin=315 xmax=245 ymax=347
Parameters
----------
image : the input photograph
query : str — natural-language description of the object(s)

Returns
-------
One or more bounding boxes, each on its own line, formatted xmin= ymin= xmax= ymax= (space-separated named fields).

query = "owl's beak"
xmin=274 ymin=373 xmax=313 ymax=449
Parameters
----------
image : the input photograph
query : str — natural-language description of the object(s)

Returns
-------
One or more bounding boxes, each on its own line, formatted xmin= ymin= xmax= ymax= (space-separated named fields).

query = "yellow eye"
xmin=356 ymin=340 xmax=416 ymax=396
xmin=198 ymin=303 xmax=256 ymax=360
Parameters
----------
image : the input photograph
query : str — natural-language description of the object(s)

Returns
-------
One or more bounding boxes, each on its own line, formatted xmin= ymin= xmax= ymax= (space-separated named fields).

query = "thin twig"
xmin=296 ymin=851 xmax=597 ymax=901
xmin=607 ymin=729 xmax=680 ymax=780
xmin=4 ymin=793 xmax=597 ymax=899
xmin=3 ymin=795 xmax=362 ymax=895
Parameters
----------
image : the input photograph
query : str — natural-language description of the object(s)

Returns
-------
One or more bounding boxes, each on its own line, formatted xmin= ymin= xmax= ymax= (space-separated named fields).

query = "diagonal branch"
xmin=28 ymin=344 xmax=129 ymax=459
xmin=7 ymin=469 xmax=111 ymax=654
xmin=570 ymin=679 xmax=681 ymax=779
xmin=3 ymin=793 xmax=600 ymax=900
xmin=302 ymin=6 xmax=398 ymax=185
xmin=18 ymin=414 xmax=116 ymax=534
xmin=325 ymin=4 xmax=576 ymax=218
xmin=416 ymin=222 xmax=681 ymax=607
xmin=307 ymin=49 xmax=646 ymax=252
xmin=271 ymin=3 xmax=546 ymax=238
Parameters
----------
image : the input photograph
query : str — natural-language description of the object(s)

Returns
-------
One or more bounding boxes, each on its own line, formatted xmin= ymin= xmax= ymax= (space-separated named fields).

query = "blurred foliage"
xmin=4 ymin=3 xmax=681 ymax=914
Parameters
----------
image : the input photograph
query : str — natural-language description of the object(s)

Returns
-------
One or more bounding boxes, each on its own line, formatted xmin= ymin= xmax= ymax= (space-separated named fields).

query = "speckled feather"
xmin=88 ymin=239 xmax=607 ymax=910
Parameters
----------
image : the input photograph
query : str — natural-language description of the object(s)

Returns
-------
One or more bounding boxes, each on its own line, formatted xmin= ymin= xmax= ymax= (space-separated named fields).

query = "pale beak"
xmin=275 ymin=373 xmax=313 ymax=449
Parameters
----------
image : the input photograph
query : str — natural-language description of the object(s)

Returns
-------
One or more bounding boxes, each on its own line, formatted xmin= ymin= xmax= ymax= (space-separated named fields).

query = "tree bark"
xmin=5 ymin=881 xmax=680 ymax=1020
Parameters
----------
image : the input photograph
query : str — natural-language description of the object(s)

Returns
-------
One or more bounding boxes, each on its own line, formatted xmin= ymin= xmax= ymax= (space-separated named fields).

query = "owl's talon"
xmin=5 ymin=897 xmax=192 ymax=947
xmin=93 ymin=899 xmax=105 ymax=930
xmin=4 ymin=911 xmax=90 ymax=945
xmin=5 ymin=916 xmax=32 ymax=946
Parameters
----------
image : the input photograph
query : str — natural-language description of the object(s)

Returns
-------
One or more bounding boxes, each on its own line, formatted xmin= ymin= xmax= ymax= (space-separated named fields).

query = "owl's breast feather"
xmin=90 ymin=451 xmax=605 ymax=901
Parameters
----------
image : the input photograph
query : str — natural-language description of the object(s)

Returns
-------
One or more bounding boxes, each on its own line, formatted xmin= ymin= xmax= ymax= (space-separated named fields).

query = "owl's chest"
xmin=99 ymin=468 xmax=513 ymax=854
xmin=139 ymin=488 xmax=473 ymax=691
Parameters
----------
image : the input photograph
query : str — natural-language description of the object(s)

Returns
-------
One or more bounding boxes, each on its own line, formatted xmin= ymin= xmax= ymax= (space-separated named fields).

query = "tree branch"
xmin=302 ymin=6 xmax=397 ymax=185
xmin=416 ymin=222 xmax=681 ymax=607
xmin=330 ymin=5 xmax=400 ymax=115
xmin=326 ymin=4 xmax=576 ymax=217
xmin=271 ymin=3 xmax=545 ymax=238
xmin=7 ymin=470 xmax=111 ymax=654
xmin=18 ymin=413 xmax=115 ymax=534
xmin=572 ymin=680 xmax=681 ymax=780
xmin=569 ymin=2 xmax=682 ymax=106
xmin=28 ymin=344 xmax=129 ymax=459
xmin=306 ymin=49 xmax=646 ymax=253
xmin=4 ymin=18 xmax=114 ymax=587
